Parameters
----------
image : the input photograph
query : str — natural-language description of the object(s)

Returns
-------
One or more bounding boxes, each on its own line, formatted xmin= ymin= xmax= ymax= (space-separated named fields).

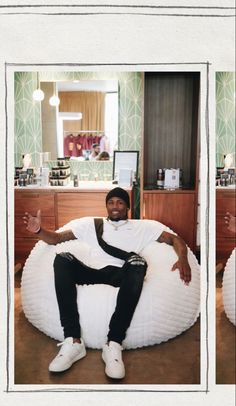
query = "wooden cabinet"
xmin=216 ymin=189 xmax=236 ymax=266
xmin=141 ymin=72 xmax=200 ymax=252
xmin=15 ymin=186 xmax=133 ymax=266
xmin=15 ymin=191 xmax=56 ymax=265
xmin=57 ymin=192 xmax=109 ymax=228
xmin=143 ymin=191 xmax=197 ymax=251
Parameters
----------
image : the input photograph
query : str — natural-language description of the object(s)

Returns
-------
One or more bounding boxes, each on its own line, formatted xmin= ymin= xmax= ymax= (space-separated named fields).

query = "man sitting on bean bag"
xmin=23 ymin=187 xmax=191 ymax=379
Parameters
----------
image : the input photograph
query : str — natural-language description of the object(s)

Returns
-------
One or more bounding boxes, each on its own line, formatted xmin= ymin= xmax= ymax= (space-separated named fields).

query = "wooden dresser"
xmin=216 ymin=188 xmax=236 ymax=267
xmin=15 ymin=183 xmax=133 ymax=266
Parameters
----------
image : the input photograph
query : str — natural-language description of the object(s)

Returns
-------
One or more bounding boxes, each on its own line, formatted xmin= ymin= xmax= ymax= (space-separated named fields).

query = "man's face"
xmin=94 ymin=146 xmax=100 ymax=154
xmin=106 ymin=197 xmax=128 ymax=221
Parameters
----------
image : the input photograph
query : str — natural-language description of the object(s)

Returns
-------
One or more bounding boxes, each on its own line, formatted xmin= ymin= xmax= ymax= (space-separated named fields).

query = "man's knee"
xmin=53 ymin=252 xmax=75 ymax=270
xmin=125 ymin=255 xmax=147 ymax=280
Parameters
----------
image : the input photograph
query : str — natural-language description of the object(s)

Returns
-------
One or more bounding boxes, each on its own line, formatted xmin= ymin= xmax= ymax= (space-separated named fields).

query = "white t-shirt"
xmin=70 ymin=217 xmax=166 ymax=268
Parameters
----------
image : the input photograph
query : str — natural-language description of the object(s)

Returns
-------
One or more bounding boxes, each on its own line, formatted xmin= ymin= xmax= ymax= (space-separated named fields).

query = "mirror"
xmin=41 ymin=80 xmax=119 ymax=161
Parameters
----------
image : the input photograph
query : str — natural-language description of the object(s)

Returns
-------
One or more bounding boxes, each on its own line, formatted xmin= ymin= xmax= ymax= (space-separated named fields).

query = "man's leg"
xmin=102 ymin=254 xmax=147 ymax=379
xmin=50 ymin=252 xmax=125 ymax=373
xmin=53 ymin=252 xmax=125 ymax=339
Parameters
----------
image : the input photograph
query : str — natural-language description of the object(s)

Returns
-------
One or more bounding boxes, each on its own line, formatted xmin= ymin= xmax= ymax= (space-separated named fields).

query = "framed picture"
xmin=112 ymin=150 xmax=139 ymax=183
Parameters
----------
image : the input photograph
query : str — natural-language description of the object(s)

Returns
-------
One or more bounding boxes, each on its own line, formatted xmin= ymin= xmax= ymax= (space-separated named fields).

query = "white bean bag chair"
xmin=21 ymin=220 xmax=200 ymax=349
xmin=222 ymin=248 xmax=236 ymax=326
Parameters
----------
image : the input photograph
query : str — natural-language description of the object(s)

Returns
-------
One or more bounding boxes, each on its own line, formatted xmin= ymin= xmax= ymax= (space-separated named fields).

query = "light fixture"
xmin=33 ymin=73 xmax=44 ymax=101
xmin=49 ymin=82 xmax=60 ymax=106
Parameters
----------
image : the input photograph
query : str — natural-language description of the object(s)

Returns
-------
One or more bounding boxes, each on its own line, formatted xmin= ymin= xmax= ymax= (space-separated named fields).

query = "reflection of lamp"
xmin=32 ymin=73 xmax=44 ymax=101
xmin=49 ymin=83 xmax=60 ymax=106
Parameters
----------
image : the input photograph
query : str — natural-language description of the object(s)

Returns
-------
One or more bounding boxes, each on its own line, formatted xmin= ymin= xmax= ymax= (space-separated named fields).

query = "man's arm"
xmin=23 ymin=210 xmax=76 ymax=245
xmin=157 ymin=231 xmax=191 ymax=285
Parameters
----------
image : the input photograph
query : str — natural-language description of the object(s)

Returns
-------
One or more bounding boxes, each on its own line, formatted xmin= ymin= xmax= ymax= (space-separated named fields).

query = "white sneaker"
xmin=102 ymin=341 xmax=125 ymax=379
xmin=49 ymin=337 xmax=86 ymax=372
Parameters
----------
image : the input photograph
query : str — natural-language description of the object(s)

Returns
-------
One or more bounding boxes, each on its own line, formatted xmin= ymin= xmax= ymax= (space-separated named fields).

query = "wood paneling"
xmin=15 ymin=191 xmax=56 ymax=265
xmin=57 ymin=192 xmax=108 ymax=227
xmin=15 ymin=187 xmax=133 ymax=265
xmin=15 ymin=192 xmax=55 ymax=216
xmin=216 ymin=189 xmax=236 ymax=266
xmin=57 ymin=191 xmax=133 ymax=228
xmin=14 ymin=238 xmax=39 ymax=266
xmin=15 ymin=216 xmax=56 ymax=238
xmin=216 ymin=191 xmax=236 ymax=215
xmin=143 ymin=192 xmax=196 ymax=250
xmin=144 ymin=72 xmax=199 ymax=188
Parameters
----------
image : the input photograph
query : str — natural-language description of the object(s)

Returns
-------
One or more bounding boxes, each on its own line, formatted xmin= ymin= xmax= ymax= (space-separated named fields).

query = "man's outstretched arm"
xmin=23 ymin=210 xmax=76 ymax=245
xmin=157 ymin=231 xmax=191 ymax=285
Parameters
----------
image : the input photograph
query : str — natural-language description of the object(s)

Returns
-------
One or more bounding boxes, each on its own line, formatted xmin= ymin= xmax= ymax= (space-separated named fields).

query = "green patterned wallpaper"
xmin=15 ymin=72 xmax=42 ymax=166
xmin=15 ymin=71 xmax=142 ymax=168
xmin=216 ymin=72 xmax=235 ymax=167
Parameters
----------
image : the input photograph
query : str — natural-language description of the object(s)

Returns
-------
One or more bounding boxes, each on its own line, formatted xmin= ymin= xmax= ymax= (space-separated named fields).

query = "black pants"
xmin=53 ymin=252 xmax=147 ymax=344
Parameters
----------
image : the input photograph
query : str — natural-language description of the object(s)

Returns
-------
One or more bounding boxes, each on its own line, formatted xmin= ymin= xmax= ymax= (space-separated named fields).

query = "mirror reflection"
xmin=41 ymin=80 xmax=119 ymax=161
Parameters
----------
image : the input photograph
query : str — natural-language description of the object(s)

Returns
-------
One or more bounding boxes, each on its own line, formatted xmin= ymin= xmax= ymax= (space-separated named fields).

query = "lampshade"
xmin=32 ymin=73 xmax=45 ymax=101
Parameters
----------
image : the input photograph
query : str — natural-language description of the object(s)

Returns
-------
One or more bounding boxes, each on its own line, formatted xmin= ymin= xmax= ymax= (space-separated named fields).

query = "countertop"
xmin=15 ymin=181 xmax=133 ymax=192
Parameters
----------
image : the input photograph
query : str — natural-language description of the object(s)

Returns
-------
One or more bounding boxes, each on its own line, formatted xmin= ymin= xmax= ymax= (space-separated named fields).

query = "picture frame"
xmin=112 ymin=150 xmax=139 ymax=183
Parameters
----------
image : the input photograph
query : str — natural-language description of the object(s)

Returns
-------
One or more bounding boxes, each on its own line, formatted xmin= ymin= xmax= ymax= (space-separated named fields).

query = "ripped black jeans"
xmin=53 ymin=253 xmax=147 ymax=344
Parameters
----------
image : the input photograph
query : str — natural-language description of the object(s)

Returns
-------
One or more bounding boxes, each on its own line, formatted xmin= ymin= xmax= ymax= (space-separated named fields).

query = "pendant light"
xmin=49 ymin=82 xmax=60 ymax=106
xmin=32 ymin=72 xmax=45 ymax=101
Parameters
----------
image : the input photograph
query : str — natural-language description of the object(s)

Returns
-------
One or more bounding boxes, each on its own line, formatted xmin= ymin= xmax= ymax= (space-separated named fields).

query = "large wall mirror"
xmin=14 ymin=71 xmax=142 ymax=172
xmin=41 ymin=80 xmax=118 ymax=161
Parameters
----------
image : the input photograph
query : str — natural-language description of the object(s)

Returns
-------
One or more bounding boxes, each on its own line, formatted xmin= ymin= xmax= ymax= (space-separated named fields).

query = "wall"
xmin=41 ymin=82 xmax=58 ymax=160
xmin=14 ymin=72 xmax=42 ymax=167
xmin=216 ymin=72 xmax=235 ymax=167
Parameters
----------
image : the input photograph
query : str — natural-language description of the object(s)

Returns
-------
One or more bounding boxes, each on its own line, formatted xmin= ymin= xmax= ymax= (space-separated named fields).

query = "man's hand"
xmin=171 ymin=257 xmax=191 ymax=285
xmin=23 ymin=210 xmax=41 ymax=234
xmin=224 ymin=212 xmax=236 ymax=233
xmin=158 ymin=231 xmax=192 ymax=285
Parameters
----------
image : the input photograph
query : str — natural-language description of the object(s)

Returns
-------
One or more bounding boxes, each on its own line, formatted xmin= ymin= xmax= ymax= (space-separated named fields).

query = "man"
xmin=89 ymin=143 xmax=100 ymax=160
xmin=23 ymin=187 xmax=191 ymax=379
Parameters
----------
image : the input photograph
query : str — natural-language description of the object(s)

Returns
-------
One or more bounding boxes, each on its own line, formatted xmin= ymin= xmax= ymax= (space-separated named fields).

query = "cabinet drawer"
xmin=57 ymin=192 xmax=108 ymax=227
xmin=216 ymin=193 xmax=236 ymax=215
xmin=216 ymin=216 xmax=235 ymax=238
xmin=15 ymin=192 xmax=55 ymax=216
xmin=15 ymin=238 xmax=39 ymax=265
xmin=15 ymin=216 xmax=56 ymax=238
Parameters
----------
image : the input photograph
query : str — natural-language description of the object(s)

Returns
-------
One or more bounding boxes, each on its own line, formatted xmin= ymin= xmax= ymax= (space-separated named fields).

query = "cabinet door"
xmin=216 ymin=190 xmax=235 ymax=265
xmin=15 ymin=192 xmax=55 ymax=216
xmin=143 ymin=193 xmax=196 ymax=250
xmin=15 ymin=216 xmax=55 ymax=238
xmin=14 ymin=191 xmax=56 ymax=266
xmin=14 ymin=238 xmax=39 ymax=266
xmin=57 ymin=192 xmax=108 ymax=228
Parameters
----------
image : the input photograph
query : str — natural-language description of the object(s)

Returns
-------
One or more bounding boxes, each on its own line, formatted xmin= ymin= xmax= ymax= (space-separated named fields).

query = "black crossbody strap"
xmin=94 ymin=218 xmax=133 ymax=261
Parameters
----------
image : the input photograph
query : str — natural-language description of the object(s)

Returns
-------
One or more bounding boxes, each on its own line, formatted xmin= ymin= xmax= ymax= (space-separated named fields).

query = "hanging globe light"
xmin=49 ymin=94 xmax=60 ymax=106
xmin=32 ymin=72 xmax=44 ymax=101
xmin=49 ymin=82 xmax=60 ymax=106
